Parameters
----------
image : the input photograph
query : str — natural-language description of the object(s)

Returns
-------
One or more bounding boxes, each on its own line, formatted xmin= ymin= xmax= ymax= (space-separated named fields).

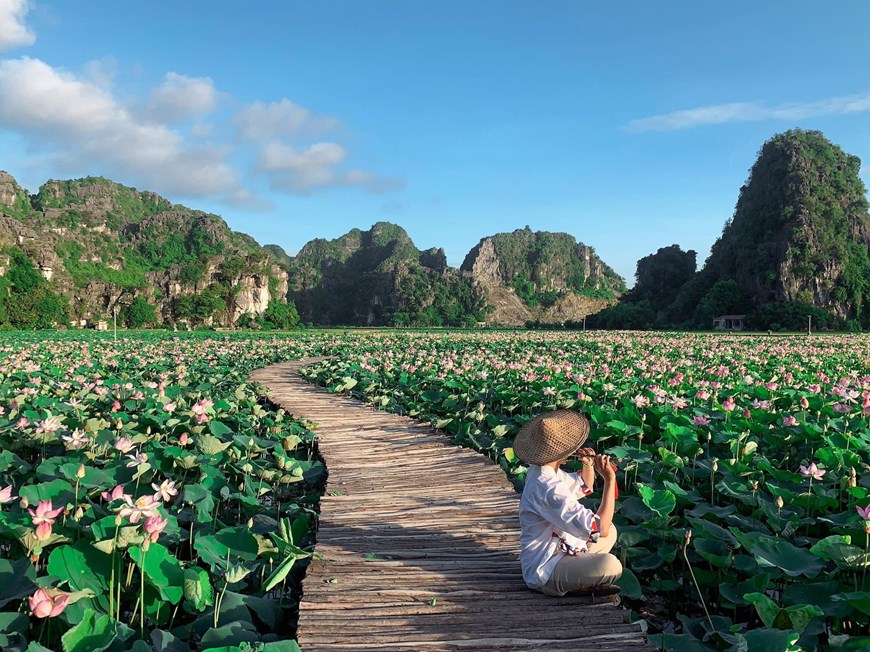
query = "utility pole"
xmin=807 ymin=314 xmax=812 ymax=336
xmin=583 ymin=316 xmax=586 ymax=332
xmin=113 ymin=304 xmax=119 ymax=341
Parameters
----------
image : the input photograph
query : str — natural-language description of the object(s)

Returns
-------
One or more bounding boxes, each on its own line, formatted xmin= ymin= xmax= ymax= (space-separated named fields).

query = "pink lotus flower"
xmin=142 ymin=515 xmax=168 ymax=543
xmin=151 ymin=479 xmax=178 ymax=502
xmin=856 ymin=505 xmax=870 ymax=521
xmin=191 ymin=398 xmax=214 ymax=415
xmin=101 ymin=485 xmax=130 ymax=503
xmin=61 ymin=429 xmax=89 ymax=450
xmin=800 ymin=397 xmax=809 ymax=410
xmin=632 ymin=394 xmax=649 ymax=408
xmin=721 ymin=397 xmax=736 ymax=412
xmin=118 ymin=494 xmax=161 ymax=524
xmin=126 ymin=451 xmax=148 ymax=468
xmin=163 ymin=401 xmax=176 ymax=413
xmin=28 ymin=500 xmax=64 ymax=540
xmin=178 ymin=433 xmax=190 ymax=446
xmin=114 ymin=437 xmax=135 ymax=453
xmin=799 ymin=463 xmax=826 ymax=481
xmin=833 ymin=402 xmax=851 ymax=414
xmin=691 ymin=415 xmax=710 ymax=426
xmin=29 ymin=588 xmax=69 ymax=618
xmin=35 ymin=416 xmax=63 ymax=434
xmin=782 ymin=415 xmax=799 ymax=427
xmin=0 ymin=485 xmax=16 ymax=504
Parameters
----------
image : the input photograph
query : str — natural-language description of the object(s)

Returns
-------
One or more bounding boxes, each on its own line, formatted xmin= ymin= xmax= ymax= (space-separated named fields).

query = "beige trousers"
xmin=538 ymin=526 xmax=622 ymax=597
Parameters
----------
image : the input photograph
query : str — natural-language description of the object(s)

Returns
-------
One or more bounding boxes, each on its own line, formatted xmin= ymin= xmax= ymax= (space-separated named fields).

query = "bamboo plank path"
xmin=250 ymin=360 xmax=656 ymax=651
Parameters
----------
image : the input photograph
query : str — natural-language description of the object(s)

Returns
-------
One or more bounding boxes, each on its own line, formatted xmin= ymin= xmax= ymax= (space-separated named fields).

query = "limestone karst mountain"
xmin=286 ymin=223 xmax=625 ymax=326
xmin=461 ymin=227 xmax=625 ymax=325
xmin=701 ymin=129 xmax=870 ymax=321
xmin=286 ymin=222 xmax=487 ymax=326
xmin=0 ymin=173 xmax=288 ymax=328
xmin=0 ymin=173 xmax=627 ymax=329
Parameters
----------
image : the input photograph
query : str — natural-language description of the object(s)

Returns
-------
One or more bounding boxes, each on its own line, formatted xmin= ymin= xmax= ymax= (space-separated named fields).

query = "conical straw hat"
xmin=512 ymin=409 xmax=590 ymax=465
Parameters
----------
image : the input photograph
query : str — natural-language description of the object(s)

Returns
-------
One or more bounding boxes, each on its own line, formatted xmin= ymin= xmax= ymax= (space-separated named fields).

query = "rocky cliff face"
xmin=0 ymin=172 xmax=289 ymax=327
xmin=287 ymin=222 xmax=484 ymax=326
xmin=461 ymin=227 xmax=625 ymax=325
xmin=703 ymin=130 xmax=870 ymax=319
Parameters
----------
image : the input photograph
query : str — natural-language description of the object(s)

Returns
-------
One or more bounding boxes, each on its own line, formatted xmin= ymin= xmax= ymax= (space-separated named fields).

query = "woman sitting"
xmin=513 ymin=409 xmax=622 ymax=598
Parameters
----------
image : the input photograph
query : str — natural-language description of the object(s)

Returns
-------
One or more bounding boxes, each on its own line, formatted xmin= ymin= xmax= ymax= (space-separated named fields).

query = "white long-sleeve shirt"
xmin=519 ymin=464 xmax=601 ymax=588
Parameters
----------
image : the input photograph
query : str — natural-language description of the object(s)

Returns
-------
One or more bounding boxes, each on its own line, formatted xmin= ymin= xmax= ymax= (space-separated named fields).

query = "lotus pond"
xmin=301 ymin=331 xmax=870 ymax=651
xmin=0 ymin=331 xmax=348 ymax=652
xmin=1 ymin=330 xmax=869 ymax=651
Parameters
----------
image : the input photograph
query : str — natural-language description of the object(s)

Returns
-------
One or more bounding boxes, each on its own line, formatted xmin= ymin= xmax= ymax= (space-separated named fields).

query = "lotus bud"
xmin=142 ymin=538 xmax=150 ymax=552
xmin=712 ymin=460 xmax=718 ymax=472
xmin=246 ymin=518 xmax=254 ymax=529
xmin=19 ymin=496 xmax=29 ymax=509
xmin=248 ymin=438 xmax=254 ymax=447
xmin=75 ymin=464 xmax=86 ymax=479
xmin=115 ymin=419 xmax=122 ymax=430
xmin=776 ymin=496 xmax=784 ymax=509
xmin=850 ymin=467 xmax=858 ymax=489
xmin=74 ymin=506 xmax=84 ymax=521
xmin=684 ymin=530 xmax=692 ymax=545
xmin=114 ymin=514 xmax=123 ymax=526
xmin=707 ymin=433 xmax=712 ymax=441
xmin=146 ymin=426 xmax=151 ymax=435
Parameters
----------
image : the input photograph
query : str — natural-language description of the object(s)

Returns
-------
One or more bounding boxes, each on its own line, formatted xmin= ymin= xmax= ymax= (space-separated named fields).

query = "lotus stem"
xmin=140 ymin=545 xmax=146 ymax=638
xmin=109 ymin=522 xmax=120 ymax=619
xmin=863 ymin=530 xmax=868 ymax=591
xmin=683 ymin=530 xmax=715 ymax=634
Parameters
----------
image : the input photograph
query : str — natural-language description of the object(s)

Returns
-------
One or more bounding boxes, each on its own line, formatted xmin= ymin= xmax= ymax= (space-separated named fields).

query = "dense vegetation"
xmin=0 ymin=331 xmax=350 ymax=652
xmin=302 ymin=330 xmax=870 ymax=651
xmin=0 ymin=247 xmax=70 ymax=330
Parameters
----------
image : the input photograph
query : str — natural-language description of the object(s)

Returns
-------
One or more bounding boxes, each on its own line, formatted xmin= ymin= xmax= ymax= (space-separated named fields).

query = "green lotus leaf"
xmin=732 ymin=530 xmax=826 ymax=577
xmin=129 ymin=543 xmax=185 ymax=604
xmin=60 ymin=608 xmax=116 ymax=652
xmin=637 ymin=485 xmax=676 ymax=517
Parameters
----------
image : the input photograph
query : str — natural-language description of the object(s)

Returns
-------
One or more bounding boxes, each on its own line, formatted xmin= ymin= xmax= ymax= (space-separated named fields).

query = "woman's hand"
xmin=575 ymin=447 xmax=595 ymax=466
xmin=593 ymin=454 xmax=616 ymax=480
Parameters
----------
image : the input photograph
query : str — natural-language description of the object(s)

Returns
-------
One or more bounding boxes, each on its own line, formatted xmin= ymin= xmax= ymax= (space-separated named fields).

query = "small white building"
xmin=713 ymin=314 xmax=746 ymax=331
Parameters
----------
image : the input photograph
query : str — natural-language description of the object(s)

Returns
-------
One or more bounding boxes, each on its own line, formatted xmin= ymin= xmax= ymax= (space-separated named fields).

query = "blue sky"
xmin=2 ymin=1 xmax=870 ymax=285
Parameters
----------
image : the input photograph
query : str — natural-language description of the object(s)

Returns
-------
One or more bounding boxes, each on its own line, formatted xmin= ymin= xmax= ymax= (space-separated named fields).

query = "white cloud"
xmin=258 ymin=141 xmax=403 ymax=193
xmin=142 ymin=72 xmax=220 ymax=123
xmin=625 ymin=92 xmax=870 ymax=132
xmin=0 ymin=0 xmax=34 ymax=52
xmin=0 ymin=5 xmax=399 ymax=202
xmin=233 ymin=98 xmax=338 ymax=142
xmin=0 ymin=57 xmax=237 ymax=196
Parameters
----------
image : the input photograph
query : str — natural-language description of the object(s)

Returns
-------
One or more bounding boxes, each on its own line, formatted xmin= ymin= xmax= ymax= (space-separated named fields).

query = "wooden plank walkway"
xmin=250 ymin=360 xmax=656 ymax=652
